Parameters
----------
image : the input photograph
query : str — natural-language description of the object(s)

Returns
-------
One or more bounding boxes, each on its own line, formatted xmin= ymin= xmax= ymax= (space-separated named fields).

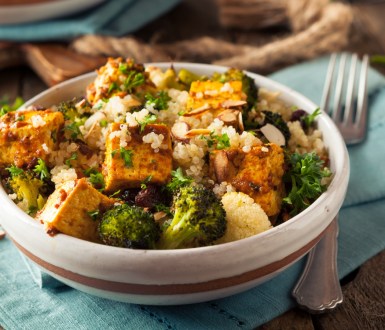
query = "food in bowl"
xmin=0 ymin=58 xmax=331 ymax=250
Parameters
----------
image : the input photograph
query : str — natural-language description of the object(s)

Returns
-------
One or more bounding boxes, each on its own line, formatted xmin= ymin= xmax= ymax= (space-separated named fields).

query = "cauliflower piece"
xmin=216 ymin=191 xmax=272 ymax=244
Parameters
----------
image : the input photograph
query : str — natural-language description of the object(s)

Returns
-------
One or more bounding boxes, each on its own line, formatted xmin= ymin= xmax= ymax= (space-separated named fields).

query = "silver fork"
xmin=292 ymin=53 xmax=369 ymax=313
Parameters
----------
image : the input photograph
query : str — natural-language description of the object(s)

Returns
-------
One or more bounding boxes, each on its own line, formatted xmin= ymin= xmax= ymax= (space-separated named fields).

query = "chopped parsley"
xmin=141 ymin=175 xmax=153 ymax=190
xmin=108 ymin=81 xmax=120 ymax=94
xmin=145 ymin=91 xmax=171 ymax=110
xmin=203 ymin=131 xmax=231 ymax=150
xmin=136 ymin=114 xmax=157 ymax=133
xmin=166 ymin=167 xmax=193 ymax=192
xmin=118 ymin=63 xmax=129 ymax=74
xmin=123 ymin=71 xmax=145 ymax=93
xmin=65 ymin=152 xmax=78 ymax=167
xmin=112 ymin=147 xmax=134 ymax=167
xmin=15 ymin=115 xmax=25 ymax=122
xmin=6 ymin=164 xmax=24 ymax=178
xmin=33 ymin=158 xmax=50 ymax=180
xmin=65 ymin=122 xmax=82 ymax=140
xmin=84 ymin=167 xmax=105 ymax=191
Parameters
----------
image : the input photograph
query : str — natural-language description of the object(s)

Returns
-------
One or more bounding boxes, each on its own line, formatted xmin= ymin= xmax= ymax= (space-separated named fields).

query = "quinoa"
xmin=31 ymin=115 xmax=46 ymax=127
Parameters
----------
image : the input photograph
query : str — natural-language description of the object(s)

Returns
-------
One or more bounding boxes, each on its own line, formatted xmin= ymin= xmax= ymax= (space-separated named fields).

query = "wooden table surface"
xmin=1 ymin=0 xmax=385 ymax=329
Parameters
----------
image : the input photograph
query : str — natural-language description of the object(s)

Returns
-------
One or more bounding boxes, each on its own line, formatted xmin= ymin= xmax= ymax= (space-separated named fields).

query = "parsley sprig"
xmin=112 ymin=147 xmax=134 ymax=167
xmin=6 ymin=164 xmax=24 ymax=178
xmin=145 ymin=91 xmax=171 ymax=110
xmin=33 ymin=158 xmax=50 ymax=180
xmin=123 ymin=71 xmax=145 ymax=93
xmin=84 ymin=167 xmax=105 ymax=191
xmin=166 ymin=167 xmax=193 ymax=192
xmin=202 ymin=131 xmax=231 ymax=150
xmin=283 ymin=152 xmax=331 ymax=215
xmin=136 ymin=114 xmax=157 ymax=133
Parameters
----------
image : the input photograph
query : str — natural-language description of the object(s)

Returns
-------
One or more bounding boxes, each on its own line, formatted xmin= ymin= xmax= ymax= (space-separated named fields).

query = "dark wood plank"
xmin=315 ymin=251 xmax=385 ymax=329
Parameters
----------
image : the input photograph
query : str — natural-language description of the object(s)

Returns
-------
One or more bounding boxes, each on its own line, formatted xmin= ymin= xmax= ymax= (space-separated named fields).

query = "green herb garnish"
xmin=302 ymin=108 xmax=321 ymax=129
xmin=123 ymin=71 xmax=145 ymax=93
xmin=140 ymin=175 xmax=153 ymax=190
xmin=33 ymin=158 xmax=50 ymax=180
xmin=203 ymin=131 xmax=231 ymax=150
xmin=65 ymin=122 xmax=82 ymax=140
xmin=65 ymin=152 xmax=78 ymax=167
xmin=136 ymin=114 xmax=157 ymax=133
xmin=112 ymin=147 xmax=134 ymax=167
xmin=166 ymin=167 xmax=193 ymax=192
xmin=283 ymin=152 xmax=331 ymax=215
xmin=145 ymin=91 xmax=171 ymax=110
xmin=6 ymin=164 xmax=24 ymax=178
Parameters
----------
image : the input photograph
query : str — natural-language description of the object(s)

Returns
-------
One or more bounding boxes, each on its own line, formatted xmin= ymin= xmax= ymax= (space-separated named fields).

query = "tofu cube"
xmin=103 ymin=123 xmax=173 ymax=192
xmin=210 ymin=143 xmax=285 ymax=217
xmin=0 ymin=109 xmax=64 ymax=167
xmin=36 ymin=178 xmax=115 ymax=242
xmin=187 ymin=80 xmax=245 ymax=116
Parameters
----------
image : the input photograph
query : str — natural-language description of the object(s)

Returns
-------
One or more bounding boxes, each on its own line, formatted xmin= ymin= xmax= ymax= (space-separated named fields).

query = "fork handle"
xmin=292 ymin=217 xmax=343 ymax=313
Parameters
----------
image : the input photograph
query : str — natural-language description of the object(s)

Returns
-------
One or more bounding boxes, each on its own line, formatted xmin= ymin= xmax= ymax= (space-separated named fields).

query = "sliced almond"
xmin=221 ymin=100 xmax=247 ymax=108
xmin=185 ymin=128 xmax=211 ymax=138
xmin=260 ymin=123 xmax=285 ymax=146
xmin=238 ymin=111 xmax=244 ymax=132
xmin=217 ymin=109 xmax=239 ymax=127
xmin=84 ymin=121 xmax=103 ymax=149
xmin=154 ymin=211 xmax=167 ymax=222
xmin=183 ymin=103 xmax=211 ymax=117
xmin=212 ymin=150 xmax=230 ymax=183
xmin=171 ymin=121 xmax=190 ymax=141
xmin=122 ymin=97 xmax=142 ymax=108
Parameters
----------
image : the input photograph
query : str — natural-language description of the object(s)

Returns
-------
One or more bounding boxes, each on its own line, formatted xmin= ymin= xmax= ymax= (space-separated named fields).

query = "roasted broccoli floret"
xmin=98 ymin=203 xmax=160 ymax=249
xmin=158 ymin=185 xmax=226 ymax=249
xmin=58 ymin=98 xmax=91 ymax=141
xmin=212 ymin=68 xmax=258 ymax=111
xmin=5 ymin=164 xmax=50 ymax=215
xmin=261 ymin=110 xmax=291 ymax=142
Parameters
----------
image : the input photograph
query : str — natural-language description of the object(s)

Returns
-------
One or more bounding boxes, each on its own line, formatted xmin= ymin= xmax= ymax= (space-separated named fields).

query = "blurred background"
xmin=1 ymin=0 xmax=385 ymax=87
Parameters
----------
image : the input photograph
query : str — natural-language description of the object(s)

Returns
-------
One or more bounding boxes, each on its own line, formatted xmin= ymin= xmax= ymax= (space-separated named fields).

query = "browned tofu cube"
xmin=36 ymin=178 xmax=115 ymax=242
xmin=103 ymin=123 xmax=173 ymax=192
xmin=186 ymin=80 xmax=245 ymax=116
xmin=0 ymin=109 xmax=64 ymax=167
xmin=210 ymin=143 xmax=285 ymax=217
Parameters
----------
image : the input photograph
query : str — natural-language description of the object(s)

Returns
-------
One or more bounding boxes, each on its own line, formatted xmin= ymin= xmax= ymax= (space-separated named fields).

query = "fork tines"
xmin=320 ymin=53 xmax=369 ymax=145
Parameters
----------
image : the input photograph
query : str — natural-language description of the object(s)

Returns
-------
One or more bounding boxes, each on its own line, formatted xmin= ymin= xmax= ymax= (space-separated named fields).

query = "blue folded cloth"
xmin=1 ymin=55 xmax=385 ymax=329
xmin=0 ymin=0 xmax=181 ymax=42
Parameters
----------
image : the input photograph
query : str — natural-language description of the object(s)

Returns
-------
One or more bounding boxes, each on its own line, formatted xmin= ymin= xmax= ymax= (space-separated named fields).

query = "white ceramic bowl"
xmin=0 ymin=63 xmax=349 ymax=305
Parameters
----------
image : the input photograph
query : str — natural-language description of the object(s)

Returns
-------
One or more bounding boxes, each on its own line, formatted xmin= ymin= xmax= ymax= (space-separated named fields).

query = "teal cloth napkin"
xmin=0 ymin=0 xmax=181 ymax=42
xmin=1 ymin=55 xmax=385 ymax=329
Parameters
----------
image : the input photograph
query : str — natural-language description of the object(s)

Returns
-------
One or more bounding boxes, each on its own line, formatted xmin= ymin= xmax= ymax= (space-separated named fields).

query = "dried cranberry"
xmin=290 ymin=109 xmax=307 ymax=122
xmin=135 ymin=184 xmax=163 ymax=209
